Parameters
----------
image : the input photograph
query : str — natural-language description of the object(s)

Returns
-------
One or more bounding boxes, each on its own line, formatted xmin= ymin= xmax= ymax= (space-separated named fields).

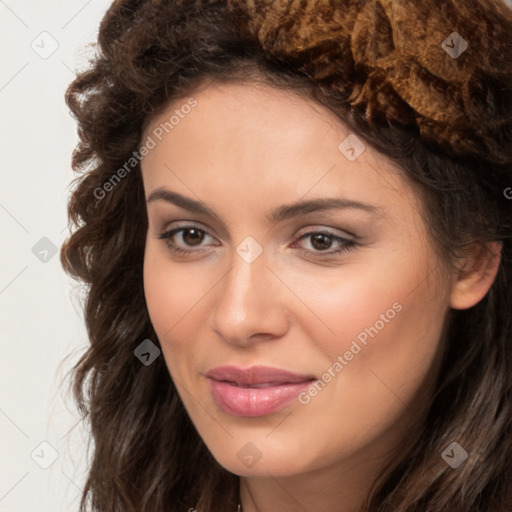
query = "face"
xmin=141 ymin=81 xmax=452 ymax=479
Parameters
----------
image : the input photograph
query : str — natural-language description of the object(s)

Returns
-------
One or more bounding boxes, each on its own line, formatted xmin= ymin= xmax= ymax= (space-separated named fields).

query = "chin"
xmin=208 ymin=441 xmax=314 ymax=478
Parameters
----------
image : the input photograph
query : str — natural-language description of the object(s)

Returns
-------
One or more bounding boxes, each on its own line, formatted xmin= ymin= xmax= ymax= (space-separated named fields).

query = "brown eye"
xmin=181 ymin=228 xmax=205 ymax=246
xmin=309 ymin=233 xmax=334 ymax=251
xmin=158 ymin=226 xmax=215 ymax=255
xmin=158 ymin=225 xmax=357 ymax=258
xmin=292 ymin=230 xmax=357 ymax=256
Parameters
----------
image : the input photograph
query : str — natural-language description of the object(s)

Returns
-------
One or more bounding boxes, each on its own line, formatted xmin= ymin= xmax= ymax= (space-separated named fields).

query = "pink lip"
xmin=205 ymin=365 xmax=316 ymax=417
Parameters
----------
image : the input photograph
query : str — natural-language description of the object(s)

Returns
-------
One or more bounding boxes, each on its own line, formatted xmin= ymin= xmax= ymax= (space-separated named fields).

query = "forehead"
xmin=143 ymin=81 xmax=348 ymax=157
xmin=140 ymin=81 xmax=420 ymax=222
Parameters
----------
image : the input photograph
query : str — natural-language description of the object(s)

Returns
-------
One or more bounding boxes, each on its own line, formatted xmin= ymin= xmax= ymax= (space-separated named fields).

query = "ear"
xmin=449 ymin=241 xmax=502 ymax=310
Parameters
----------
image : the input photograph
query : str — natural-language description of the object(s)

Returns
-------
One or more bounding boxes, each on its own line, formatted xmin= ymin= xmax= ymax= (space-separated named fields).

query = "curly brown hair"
xmin=61 ymin=0 xmax=512 ymax=510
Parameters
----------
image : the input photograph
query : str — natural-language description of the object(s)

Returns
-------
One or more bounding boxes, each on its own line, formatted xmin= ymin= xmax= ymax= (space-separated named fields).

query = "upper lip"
xmin=205 ymin=365 xmax=316 ymax=386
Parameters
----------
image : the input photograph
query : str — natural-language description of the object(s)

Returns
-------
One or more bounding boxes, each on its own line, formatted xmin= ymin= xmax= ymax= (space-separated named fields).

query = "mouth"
xmin=220 ymin=381 xmax=300 ymax=388
xmin=205 ymin=365 xmax=316 ymax=416
xmin=205 ymin=365 xmax=316 ymax=386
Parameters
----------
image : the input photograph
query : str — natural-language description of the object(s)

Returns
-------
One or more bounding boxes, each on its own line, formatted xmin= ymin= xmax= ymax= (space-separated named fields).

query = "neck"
xmin=238 ymin=458 xmax=384 ymax=512
xmin=237 ymin=420 xmax=422 ymax=512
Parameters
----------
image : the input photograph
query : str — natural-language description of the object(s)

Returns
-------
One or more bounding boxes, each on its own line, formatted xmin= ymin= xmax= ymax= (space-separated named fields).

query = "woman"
xmin=60 ymin=0 xmax=512 ymax=510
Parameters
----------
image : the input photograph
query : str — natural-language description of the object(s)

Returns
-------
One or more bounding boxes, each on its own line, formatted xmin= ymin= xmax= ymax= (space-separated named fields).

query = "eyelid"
xmin=157 ymin=221 xmax=358 ymax=257
xmin=159 ymin=221 xmax=355 ymax=241
xmin=158 ymin=220 xmax=216 ymax=240
xmin=295 ymin=225 xmax=356 ymax=240
xmin=158 ymin=222 xmax=218 ymax=246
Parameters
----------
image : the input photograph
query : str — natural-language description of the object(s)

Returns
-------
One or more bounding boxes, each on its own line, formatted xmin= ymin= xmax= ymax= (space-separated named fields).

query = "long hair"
xmin=60 ymin=0 xmax=512 ymax=510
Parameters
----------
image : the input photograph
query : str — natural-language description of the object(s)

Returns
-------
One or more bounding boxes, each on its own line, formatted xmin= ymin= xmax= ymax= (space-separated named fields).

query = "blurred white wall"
xmin=0 ymin=2 xmax=112 ymax=511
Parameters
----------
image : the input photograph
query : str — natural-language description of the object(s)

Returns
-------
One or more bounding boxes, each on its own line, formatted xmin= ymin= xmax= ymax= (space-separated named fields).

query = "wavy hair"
xmin=60 ymin=0 xmax=512 ymax=510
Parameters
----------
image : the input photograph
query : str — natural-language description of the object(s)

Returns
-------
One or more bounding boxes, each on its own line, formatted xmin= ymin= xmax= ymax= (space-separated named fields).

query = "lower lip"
xmin=208 ymin=378 xmax=314 ymax=417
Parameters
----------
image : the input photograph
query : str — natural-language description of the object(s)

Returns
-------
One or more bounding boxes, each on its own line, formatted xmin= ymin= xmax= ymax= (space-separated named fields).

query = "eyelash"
xmin=157 ymin=224 xmax=358 ymax=258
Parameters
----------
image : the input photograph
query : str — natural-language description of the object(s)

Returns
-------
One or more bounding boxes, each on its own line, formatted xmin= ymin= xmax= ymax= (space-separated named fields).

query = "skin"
xmin=141 ymin=81 xmax=501 ymax=512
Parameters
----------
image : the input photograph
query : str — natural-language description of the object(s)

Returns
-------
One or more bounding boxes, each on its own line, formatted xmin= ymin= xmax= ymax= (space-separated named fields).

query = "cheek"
xmin=317 ymin=282 xmax=444 ymax=418
xmin=278 ymin=251 xmax=431 ymax=357
xmin=142 ymin=244 xmax=207 ymax=362
xmin=287 ymin=249 xmax=447 ymax=418
xmin=277 ymin=274 xmax=447 ymax=469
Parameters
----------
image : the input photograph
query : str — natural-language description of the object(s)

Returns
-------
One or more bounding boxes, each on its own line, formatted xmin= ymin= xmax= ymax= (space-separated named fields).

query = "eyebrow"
xmin=146 ymin=188 xmax=384 ymax=223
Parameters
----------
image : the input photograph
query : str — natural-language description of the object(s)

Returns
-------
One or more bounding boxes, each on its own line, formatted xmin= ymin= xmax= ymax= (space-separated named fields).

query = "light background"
xmin=1 ymin=2 xmax=114 ymax=511
xmin=1 ymin=1 xmax=511 ymax=511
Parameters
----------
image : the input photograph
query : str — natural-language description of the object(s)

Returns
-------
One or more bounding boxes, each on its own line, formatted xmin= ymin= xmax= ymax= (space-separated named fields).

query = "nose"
xmin=210 ymin=245 xmax=290 ymax=347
